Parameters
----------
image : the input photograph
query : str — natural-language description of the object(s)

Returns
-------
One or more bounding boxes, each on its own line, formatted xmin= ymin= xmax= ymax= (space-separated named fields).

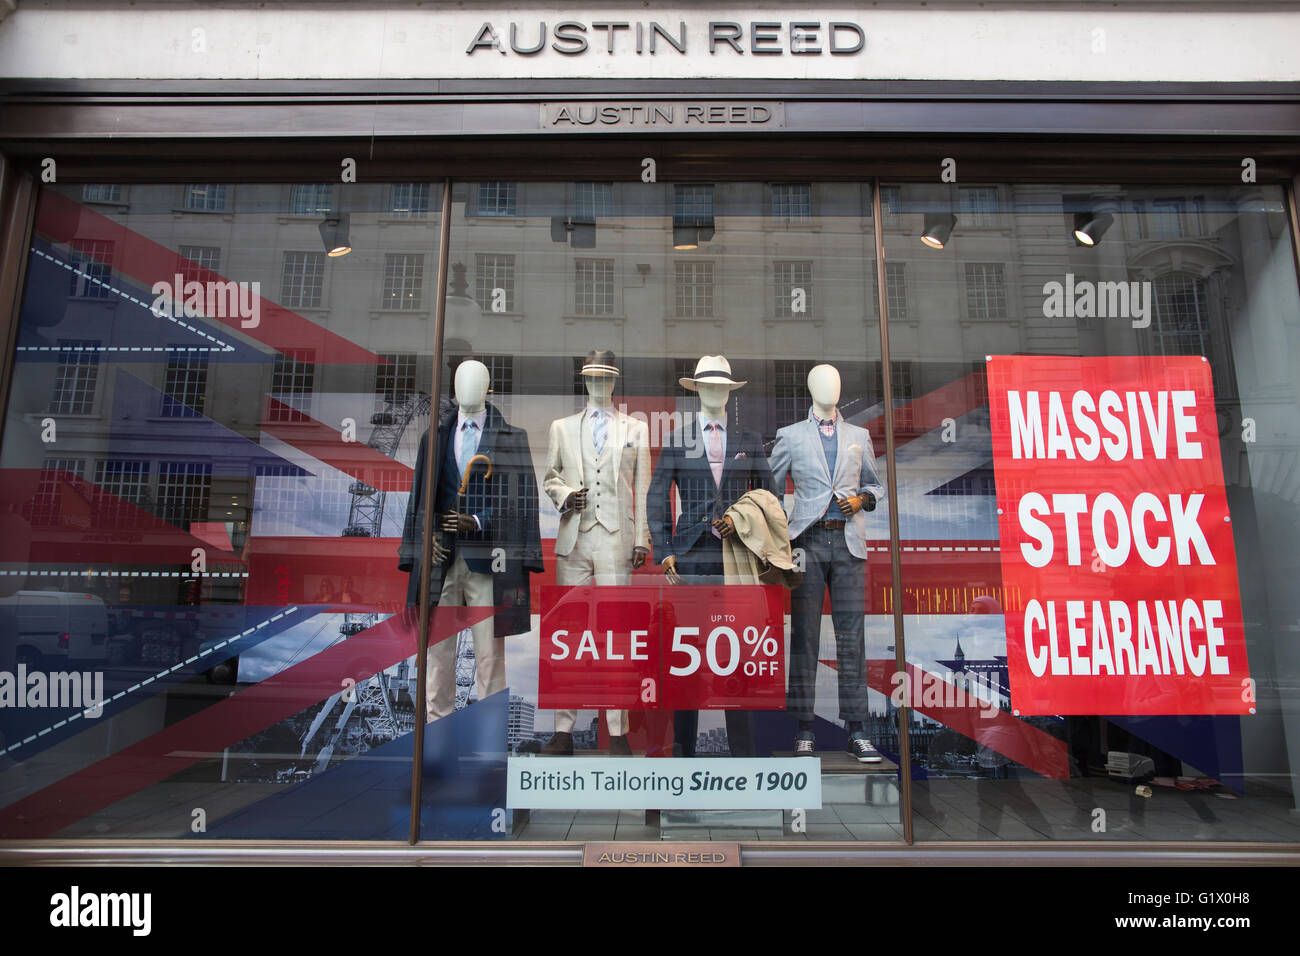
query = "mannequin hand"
xmin=430 ymin=536 xmax=450 ymax=566
xmin=631 ymin=546 xmax=648 ymax=569
xmin=662 ymin=555 xmax=681 ymax=586
xmin=713 ymin=515 xmax=736 ymax=538
xmin=440 ymin=512 xmax=477 ymax=535
xmin=837 ymin=495 xmax=863 ymax=517
xmin=564 ymin=489 xmax=588 ymax=513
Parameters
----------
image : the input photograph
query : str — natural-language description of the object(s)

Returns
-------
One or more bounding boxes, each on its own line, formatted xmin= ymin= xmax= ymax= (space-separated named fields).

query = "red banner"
xmin=986 ymin=355 xmax=1251 ymax=716
xmin=538 ymin=584 xmax=786 ymax=710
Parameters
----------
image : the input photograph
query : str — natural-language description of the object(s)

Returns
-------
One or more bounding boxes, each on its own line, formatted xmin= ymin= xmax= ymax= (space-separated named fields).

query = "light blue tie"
xmin=592 ymin=410 xmax=606 ymax=455
xmin=460 ymin=420 xmax=479 ymax=472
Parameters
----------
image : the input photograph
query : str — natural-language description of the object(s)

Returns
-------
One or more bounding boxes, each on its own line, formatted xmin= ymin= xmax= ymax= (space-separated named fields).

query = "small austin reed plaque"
xmin=583 ymin=842 xmax=741 ymax=867
xmin=541 ymin=101 xmax=783 ymax=130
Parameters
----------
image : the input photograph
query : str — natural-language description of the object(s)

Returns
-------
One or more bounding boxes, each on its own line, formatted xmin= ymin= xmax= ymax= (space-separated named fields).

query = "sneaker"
xmin=794 ymin=731 xmax=817 ymax=756
xmin=846 ymin=733 xmax=883 ymax=763
xmin=539 ymin=731 xmax=573 ymax=756
xmin=609 ymin=735 xmax=632 ymax=756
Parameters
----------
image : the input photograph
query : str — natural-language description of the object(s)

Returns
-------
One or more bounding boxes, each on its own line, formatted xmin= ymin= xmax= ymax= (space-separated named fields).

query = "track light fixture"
xmin=921 ymin=213 xmax=957 ymax=250
xmin=1073 ymin=211 xmax=1114 ymax=247
xmin=319 ymin=213 xmax=351 ymax=257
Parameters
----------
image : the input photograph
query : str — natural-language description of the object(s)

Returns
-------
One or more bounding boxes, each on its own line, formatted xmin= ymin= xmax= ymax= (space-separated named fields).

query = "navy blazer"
xmin=398 ymin=402 xmax=543 ymax=638
xmin=647 ymin=416 xmax=775 ymax=573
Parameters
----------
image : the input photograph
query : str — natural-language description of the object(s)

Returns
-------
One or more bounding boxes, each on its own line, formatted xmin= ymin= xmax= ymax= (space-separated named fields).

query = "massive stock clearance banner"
xmin=986 ymin=355 xmax=1252 ymax=716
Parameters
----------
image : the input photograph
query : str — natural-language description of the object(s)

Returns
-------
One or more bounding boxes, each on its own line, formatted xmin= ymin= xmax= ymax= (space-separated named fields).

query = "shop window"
xmin=674 ymin=260 xmax=715 ymax=318
xmin=49 ymin=340 xmax=101 ymax=414
xmin=183 ymin=184 xmax=228 ymax=212
xmin=474 ymin=182 xmax=518 ymax=217
xmin=964 ymin=263 xmax=1008 ymax=319
xmin=574 ymin=258 xmax=615 ymax=316
xmin=474 ymin=253 xmax=515 ymax=313
xmin=773 ymin=260 xmax=814 ymax=318
xmin=390 ymin=183 xmax=431 ymax=218
xmin=959 ymin=186 xmax=1000 ymax=227
xmin=771 ymin=183 xmax=812 ymax=222
xmin=156 ymin=461 xmax=212 ymax=531
xmin=179 ymin=245 xmax=221 ymax=283
xmin=280 ymin=251 xmax=325 ymax=309
xmin=160 ymin=349 xmax=209 ymax=418
xmin=268 ymin=349 xmax=316 ymax=422
xmin=68 ymin=240 xmax=113 ymax=299
xmin=381 ymin=253 xmax=425 ymax=311
xmin=289 ymin=184 xmax=334 ymax=216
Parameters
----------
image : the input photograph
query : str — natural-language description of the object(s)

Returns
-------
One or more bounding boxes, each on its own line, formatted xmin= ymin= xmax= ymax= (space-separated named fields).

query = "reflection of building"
xmin=937 ymin=638 xmax=1011 ymax=711
xmin=507 ymin=695 xmax=535 ymax=752
xmin=696 ymin=727 xmax=729 ymax=754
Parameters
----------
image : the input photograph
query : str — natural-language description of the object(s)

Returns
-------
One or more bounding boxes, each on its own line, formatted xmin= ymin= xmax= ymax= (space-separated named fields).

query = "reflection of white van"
xmin=0 ymin=590 xmax=109 ymax=667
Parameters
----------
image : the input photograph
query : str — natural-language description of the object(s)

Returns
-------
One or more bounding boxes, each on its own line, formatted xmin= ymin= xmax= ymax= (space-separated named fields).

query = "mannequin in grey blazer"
xmin=769 ymin=364 xmax=885 ymax=752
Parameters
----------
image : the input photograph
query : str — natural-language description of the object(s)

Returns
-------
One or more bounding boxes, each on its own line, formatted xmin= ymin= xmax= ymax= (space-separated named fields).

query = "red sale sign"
xmin=986 ymin=355 xmax=1251 ymax=716
xmin=537 ymin=584 xmax=786 ymax=711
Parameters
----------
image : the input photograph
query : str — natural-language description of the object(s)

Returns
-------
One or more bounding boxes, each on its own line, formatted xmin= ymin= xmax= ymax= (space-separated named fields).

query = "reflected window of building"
xmin=474 ymin=253 xmax=515 ymax=313
xmin=289 ymin=184 xmax=334 ymax=216
xmin=1151 ymin=271 xmax=1211 ymax=357
xmin=674 ymin=183 xmax=714 ymax=225
xmin=771 ymin=182 xmax=812 ymax=222
xmin=474 ymin=182 xmax=518 ymax=217
xmin=179 ymin=245 xmax=221 ymax=282
xmin=1151 ymin=199 xmax=1186 ymax=239
xmin=184 ymin=184 xmax=228 ymax=212
xmin=82 ymin=184 xmax=122 ymax=203
xmin=774 ymin=260 xmax=814 ymax=318
xmin=157 ymin=461 xmax=212 ymax=531
xmin=965 ymin=263 xmax=1008 ymax=319
xmin=575 ymin=258 xmax=615 ymax=316
xmin=774 ymin=359 xmax=819 ymax=426
xmin=381 ymin=253 xmax=425 ymax=310
xmin=49 ymin=340 xmax=100 ymax=414
xmin=68 ymin=240 xmax=113 ymax=299
xmin=674 ymin=260 xmax=715 ymax=318
xmin=886 ymin=261 xmax=908 ymax=319
xmin=30 ymin=458 xmax=84 ymax=527
xmin=959 ymin=186 xmax=1000 ymax=227
xmin=879 ymin=185 xmax=902 ymax=227
xmin=574 ymin=182 xmax=613 ymax=220
xmin=268 ymin=349 xmax=316 ymax=422
xmin=389 ymin=183 xmax=431 ymax=218
xmin=94 ymin=459 xmax=148 ymax=528
xmin=376 ymin=352 xmax=418 ymax=405
xmin=280 ymin=251 xmax=325 ymax=309
xmin=161 ymin=349 xmax=209 ymax=418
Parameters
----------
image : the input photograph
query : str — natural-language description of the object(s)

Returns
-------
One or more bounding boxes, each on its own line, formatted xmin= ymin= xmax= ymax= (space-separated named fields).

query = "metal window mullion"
xmin=871 ymin=178 xmax=914 ymax=846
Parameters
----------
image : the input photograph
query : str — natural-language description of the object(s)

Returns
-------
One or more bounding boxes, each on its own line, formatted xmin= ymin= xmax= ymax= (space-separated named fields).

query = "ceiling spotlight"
xmin=673 ymin=225 xmax=700 ymax=250
xmin=1073 ymin=211 xmax=1114 ymax=247
xmin=920 ymin=213 xmax=957 ymax=250
xmin=319 ymin=212 xmax=352 ymax=257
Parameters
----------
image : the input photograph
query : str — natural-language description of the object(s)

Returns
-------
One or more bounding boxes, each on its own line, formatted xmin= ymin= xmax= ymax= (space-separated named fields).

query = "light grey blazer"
xmin=768 ymin=416 xmax=885 ymax=560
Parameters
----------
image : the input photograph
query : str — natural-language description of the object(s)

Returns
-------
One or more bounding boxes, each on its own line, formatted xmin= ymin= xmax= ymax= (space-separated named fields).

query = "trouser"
xmin=788 ymin=524 xmax=869 ymax=723
xmin=671 ymin=547 xmax=755 ymax=757
xmin=426 ymin=554 xmax=503 ymax=721
xmin=553 ymin=523 xmax=630 ymax=737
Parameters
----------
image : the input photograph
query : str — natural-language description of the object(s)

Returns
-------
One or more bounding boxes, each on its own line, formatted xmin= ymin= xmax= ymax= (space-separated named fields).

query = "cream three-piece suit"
xmin=543 ymin=404 xmax=651 ymax=736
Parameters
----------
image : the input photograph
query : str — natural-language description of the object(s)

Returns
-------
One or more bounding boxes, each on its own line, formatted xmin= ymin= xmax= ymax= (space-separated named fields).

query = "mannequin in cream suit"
xmin=540 ymin=350 xmax=651 ymax=756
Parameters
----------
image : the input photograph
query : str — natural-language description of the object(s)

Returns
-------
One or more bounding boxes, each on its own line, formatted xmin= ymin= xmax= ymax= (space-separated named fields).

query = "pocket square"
xmin=849 ymin=444 xmax=862 ymax=454
xmin=733 ymin=452 xmax=747 ymax=459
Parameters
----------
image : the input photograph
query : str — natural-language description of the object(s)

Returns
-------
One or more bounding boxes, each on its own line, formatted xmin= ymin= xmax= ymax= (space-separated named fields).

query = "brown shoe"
xmin=609 ymin=735 xmax=633 ymax=756
xmin=540 ymin=731 xmax=573 ymax=756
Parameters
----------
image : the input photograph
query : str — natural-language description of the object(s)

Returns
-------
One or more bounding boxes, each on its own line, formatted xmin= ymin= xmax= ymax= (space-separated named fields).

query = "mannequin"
xmin=647 ymin=355 xmax=774 ymax=757
xmin=769 ymin=363 xmax=885 ymax=762
xmin=539 ymin=350 xmax=651 ymax=756
xmin=398 ymin=358 xmax=544 ymax=724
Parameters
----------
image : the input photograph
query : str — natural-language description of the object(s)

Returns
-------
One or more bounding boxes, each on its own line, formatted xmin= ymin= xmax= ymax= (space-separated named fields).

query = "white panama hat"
xmin=679 ymin=355 xmax=747 ymax=391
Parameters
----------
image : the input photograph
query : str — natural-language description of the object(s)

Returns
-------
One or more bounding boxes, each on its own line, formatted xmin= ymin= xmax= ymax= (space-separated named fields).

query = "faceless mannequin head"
xmin=695 ymin=381 xmax=731 ymax=417
xmin=807 ymin=364 xmax=841 ymax=419
xmin=584 ymin=374 xmax=615 ymax=407
xmin=454 ymin=360 xmax=490 ymax=414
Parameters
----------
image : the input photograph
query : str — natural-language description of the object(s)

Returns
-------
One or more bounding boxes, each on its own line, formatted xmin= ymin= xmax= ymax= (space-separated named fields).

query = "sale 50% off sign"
xmin=537 ymin=584 xmax=787 ymax=711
